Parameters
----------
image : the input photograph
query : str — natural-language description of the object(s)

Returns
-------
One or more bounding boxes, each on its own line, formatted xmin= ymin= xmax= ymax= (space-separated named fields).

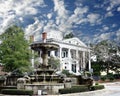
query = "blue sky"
xmin=0 ymin=0 xmax=120 ymax=44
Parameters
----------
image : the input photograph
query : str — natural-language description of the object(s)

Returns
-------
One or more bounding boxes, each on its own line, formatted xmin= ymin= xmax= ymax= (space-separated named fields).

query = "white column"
xmin=59 ymin=47 xmax=62 ymax=71
xmin=68 ymin=48 xmax=71 ymax=58
xmin=76 ymin=50 xmax=79 ymax=74
xmin=88 ymin=50 xmax=91 ymax=71
xmin=76 ymin=50 xmax=79 ymax=59
xmin=31 ymin=50 xmax=34 ymax=68
xmin=51 ymin=51 xmax=55 ymax=57
xmin=59 ymin=47 xmax=62 ymax=60
xmin=82 ymin=51 xmax=85 ymax=69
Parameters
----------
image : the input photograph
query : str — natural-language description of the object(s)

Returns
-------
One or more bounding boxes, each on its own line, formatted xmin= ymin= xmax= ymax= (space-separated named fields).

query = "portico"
xmin=47 ymin=38 xmax=91 ymax=75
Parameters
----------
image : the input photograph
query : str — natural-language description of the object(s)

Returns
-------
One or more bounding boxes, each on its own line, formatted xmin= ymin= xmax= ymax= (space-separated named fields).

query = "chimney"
xmin=42 ymin=32 xmax=47 ymax=43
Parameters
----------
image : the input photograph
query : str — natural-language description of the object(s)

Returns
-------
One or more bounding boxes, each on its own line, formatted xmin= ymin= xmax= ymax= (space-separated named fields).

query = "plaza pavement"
xmin=49 ymin=81 xmax=120 ymax=96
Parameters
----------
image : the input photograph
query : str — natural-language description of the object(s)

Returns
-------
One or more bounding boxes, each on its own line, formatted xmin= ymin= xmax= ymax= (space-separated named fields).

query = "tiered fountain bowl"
xmin=30 ymin=42 xmax=62 ymax=83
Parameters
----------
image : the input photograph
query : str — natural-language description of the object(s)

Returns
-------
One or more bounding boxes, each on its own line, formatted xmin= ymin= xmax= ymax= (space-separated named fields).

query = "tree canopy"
xmin=0 ymin=25 xmax=31 ymax=73
xmin=63 ymin=32 xmax=74 ymax=39
xmin=91 ymin=40 xmax=120 ymax=75
xmin=48 ymin=56 xmax=60 ymax=70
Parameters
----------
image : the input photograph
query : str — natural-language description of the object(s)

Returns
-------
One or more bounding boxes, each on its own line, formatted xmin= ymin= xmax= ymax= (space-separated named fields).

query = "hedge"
xmin=90 ymin=85 xmax=105 ymax=91
xmin=59 ymin=85 xmax=89 ymax=94
xmin=0 ymin=86 xmax=17 ymax=93
xmin=72 ymin=85 xmax=87 ymax=88
xmin=1 ymin=89 xmax=33 ymax=96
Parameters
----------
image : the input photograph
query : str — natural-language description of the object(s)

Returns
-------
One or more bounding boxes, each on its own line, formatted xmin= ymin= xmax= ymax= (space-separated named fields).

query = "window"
xmin=72 ymin=64 xmax=76 ymax=73
xmin=65 ymin=66 xmax=67 ymax=69
xmin=62 ymin=50 xmax=68 ymax=58
xmin=71 ymin=50 xmax=76 ymax=59
xmin=48 ymin=51 xmax=50 ymax=56
xmin=55 ymin=50 xmax=58 ymax=56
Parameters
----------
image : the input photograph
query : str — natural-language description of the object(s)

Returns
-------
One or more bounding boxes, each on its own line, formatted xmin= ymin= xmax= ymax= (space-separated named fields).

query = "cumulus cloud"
xmin=67 ymin=6 xmax=88 ymax=25
xmin=0 ymin=0 xmax=46 ymax=34
xmin=115 ymin=29 xmax=120 ymax=41
xmin=105 ymin=0 xmax=120 ymax=17
xmin=117 ymin=7 xmax=120 ymax=11
xmin=102 ymin=26 xmax=109 ymax=31
xmin=47 ymin=13 xmax=52 ymax=19
xmin=105 ymin=11 xmax=114 ymax=17
xmin=87 ymin=13 xmax=100 ymax=24
xmin=93 ymin=32 xmax=113 ymax=43
xmin=74 ymin=7 xmax=88 ymax=15
xmin=53 ymin=0 xmax=68 ymax=18
xmin=25 ymin=18 xmax=44 ymax=36
xmin=112 ymin=24 xmax=117 ymax=28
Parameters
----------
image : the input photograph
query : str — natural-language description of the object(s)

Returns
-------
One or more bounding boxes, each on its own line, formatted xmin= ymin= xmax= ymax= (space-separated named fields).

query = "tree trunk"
xmin=107 ymin=62 xmax=109 ymax=75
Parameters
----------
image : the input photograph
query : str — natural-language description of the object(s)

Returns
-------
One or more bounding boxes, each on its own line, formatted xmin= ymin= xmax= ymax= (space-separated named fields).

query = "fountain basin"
xmin=24 ymin=83 xmax=64 ymax=95
xmin=31 ymin=42 xmax=59 ymax=51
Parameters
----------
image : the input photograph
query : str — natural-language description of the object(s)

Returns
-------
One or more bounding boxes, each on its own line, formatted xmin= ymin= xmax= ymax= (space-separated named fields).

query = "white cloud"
xmin=106 ymin=6 xmax=112 ymax=11
xmin=110 ymin=0 xmax=120 ymax=6
xmin=74 ymin=7 xmax=88 ymax=15
xmin=103 ymin=26 xmax=109 ymax=31
xmin=115 ymin=29 xmax=120 ymax=41
xmin=93 ymin=32 xmax=113 ymax=43
xmin=47 ymin=13 xmax=52 ymax=19
xmin=25 ymin=18 xmax=45 ymax=40
xmin=52 ymin=0 xmax=71 ymax=33
xmin=105 ymin=11 xmax=114 ymax=17
xmin=112 ymin=24 xmax=117 ymax=28
xmin=68 ymin=6 xmax=88 ymax=25
xmin=44 ymin=20 xmax=57 ymax=31
xmin=105 ymin=0 xmax=120 ymax=17
xmin=0 ymin=0 xmax=46 ymax=34
xmin=117 ymin=7 xmax=120 ymax=11
xmin=87 ymin=13 xmax=101 ymax=24
xmin=53 ymin=0 xmax=69 ymax=18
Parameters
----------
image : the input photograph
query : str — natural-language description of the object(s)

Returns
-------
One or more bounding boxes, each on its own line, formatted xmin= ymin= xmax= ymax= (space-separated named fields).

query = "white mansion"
xmin=31 ymin=31 xmax=91 ymax=75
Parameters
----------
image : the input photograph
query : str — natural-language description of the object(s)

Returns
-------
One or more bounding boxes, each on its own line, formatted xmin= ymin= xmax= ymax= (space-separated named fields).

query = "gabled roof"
xmin=63 ymin=37 xmax=87 ymax=47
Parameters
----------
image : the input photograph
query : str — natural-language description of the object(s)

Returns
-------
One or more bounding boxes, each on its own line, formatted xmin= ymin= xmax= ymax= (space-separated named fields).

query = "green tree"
xmin=91 ymin=61 xmax=103 ymax=76
xmin=0 ymin=25 xmax=31 ymax=73
xmin=92 ymin=40 xmax=120 ymax=75
xmin=48 ymin=56 xmax=60 ymax=70
xmin=64 ymin=32 xmax=74 ymax=39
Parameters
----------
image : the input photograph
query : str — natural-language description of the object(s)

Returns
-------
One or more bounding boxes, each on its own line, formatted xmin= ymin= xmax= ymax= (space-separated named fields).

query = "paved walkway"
xmin=103 ymin=82 xmax=120 ymax=96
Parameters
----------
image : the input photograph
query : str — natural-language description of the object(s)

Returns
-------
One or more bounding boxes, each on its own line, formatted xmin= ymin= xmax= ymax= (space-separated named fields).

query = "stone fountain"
xmin=23 ymin=32 xmax=64 ymax=95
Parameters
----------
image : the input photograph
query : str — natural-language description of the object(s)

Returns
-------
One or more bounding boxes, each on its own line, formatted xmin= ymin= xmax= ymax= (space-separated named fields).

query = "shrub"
xmin=59 ymin=85 xmax=89 ymax=94
xmin=72 ymin=85 xmax=87 ymax=88
xmin=1 ymin=89 xmax=33 ymax=96
xmin=100 ymin=76 xmax=106 ymax=81
xmin=95 ymin=82 xmax=99 ymax=85
xmin=62 ymin=70 xmax=71 ymax=76
xmin=107 ymin=73 xmax=114 ymax=81
xmin=90 ymin=85 xmax=104 ymax=91
xmin=113 ymin=74 xmax=120 ymax=79
xmin=0 ymin=86 xmax=17 ymax=93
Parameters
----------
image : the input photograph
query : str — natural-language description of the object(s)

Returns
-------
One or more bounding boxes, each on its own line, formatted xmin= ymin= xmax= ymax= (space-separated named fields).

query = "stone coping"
xmin=24 ymin=83 xmax=64 ymax=86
